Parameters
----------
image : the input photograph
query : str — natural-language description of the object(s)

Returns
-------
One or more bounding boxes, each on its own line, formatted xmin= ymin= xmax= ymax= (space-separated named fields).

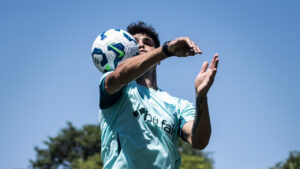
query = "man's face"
xmin=132 ymin=33 xmax=156 ymax=54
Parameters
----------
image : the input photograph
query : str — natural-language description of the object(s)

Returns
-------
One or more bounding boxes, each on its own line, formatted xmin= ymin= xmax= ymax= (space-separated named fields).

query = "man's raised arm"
xmin=181 ymin=54 xmax=219 ymax=149
xmin=105 ymin=37 xmax=202 ymax=95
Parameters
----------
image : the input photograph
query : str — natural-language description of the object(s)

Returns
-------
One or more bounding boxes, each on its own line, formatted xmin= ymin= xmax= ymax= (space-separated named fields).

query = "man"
xmin=98 ymin=21 xmax=219 ymax=169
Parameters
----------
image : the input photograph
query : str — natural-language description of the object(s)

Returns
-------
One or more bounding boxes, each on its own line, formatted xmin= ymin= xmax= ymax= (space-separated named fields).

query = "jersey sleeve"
xmin=99 ymin=72 xmax=125 ymax=109
xmin=178 ymin=99 xmax=196 ymax=137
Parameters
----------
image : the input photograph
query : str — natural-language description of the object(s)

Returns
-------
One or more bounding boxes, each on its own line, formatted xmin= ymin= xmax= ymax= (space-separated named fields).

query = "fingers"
xmin=192 ymin=41 xmax=202 ymax=54
xmin=210 ymin=53 xmax=219 ymax=70
xmin=175 ymin=37 xmax=202 ymax=56
xmin=177 ymin=37 xmax=194 ymax=49
xmin=210 ymin=54 xmax=219 ymax=79
xmin=188 ymin=39 xmax=202 ymax=55
xmin=201 ymin=53 xmax=219 ymax=77
xmin=215 ymin=54 xmax=219 ymax=69
xmin=200 ymin=61 xmax=209 ymax=73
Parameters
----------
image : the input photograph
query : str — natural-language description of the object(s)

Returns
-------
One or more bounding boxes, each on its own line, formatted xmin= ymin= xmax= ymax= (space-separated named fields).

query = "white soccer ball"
xmin=91 ymin=29 xmax=139 ymax=73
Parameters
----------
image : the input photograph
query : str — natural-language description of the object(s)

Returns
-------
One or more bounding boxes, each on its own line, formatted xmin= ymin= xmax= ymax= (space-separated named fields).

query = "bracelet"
xmin=162 ymin=41 xmax=174 ymax=57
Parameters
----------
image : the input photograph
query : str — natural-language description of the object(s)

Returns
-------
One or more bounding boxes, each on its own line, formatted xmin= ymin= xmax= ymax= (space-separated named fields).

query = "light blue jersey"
xmin=99 ymin=72 xmax=195 ymax=169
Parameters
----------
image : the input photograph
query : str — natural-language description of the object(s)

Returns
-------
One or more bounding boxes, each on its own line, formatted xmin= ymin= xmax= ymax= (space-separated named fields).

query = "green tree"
xmin=269 ymin=151 xmax=300 ymax=169
xmin=178 ymin=140 xmax=214 ymax=169
xmin=72 ymin=153 xmax=102 ymax=169
xmin=30 ymin=122 xmax=213 ymax=169
xmin=181 ymin=154 xmax=213 ymax=169
xmin=30 ymin=122 xmax=101 ymax=169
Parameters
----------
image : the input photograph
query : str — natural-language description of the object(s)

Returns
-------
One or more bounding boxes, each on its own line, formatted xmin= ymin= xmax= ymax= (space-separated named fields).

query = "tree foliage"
xmin=178 ymin=140 xmax=214 ymax=169
xmin=30 ymin=122 xmax=101 ymax=169
xmin=72 ymin=153 xmax=102 ymax=169
xmin=269 ymin=151 xmax=300 ymax=169
xmin=30 ymin=122 xmax=213 ymax=169
xmin=181 ymin=154 xmax=213 ymax=169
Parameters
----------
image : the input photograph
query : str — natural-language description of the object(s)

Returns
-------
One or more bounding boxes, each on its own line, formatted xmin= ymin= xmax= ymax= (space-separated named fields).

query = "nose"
xmin=137 ymin=40 xmax=145 ymax=49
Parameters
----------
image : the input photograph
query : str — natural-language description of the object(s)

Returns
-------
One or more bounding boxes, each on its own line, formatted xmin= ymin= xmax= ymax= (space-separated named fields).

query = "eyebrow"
xmin=135 ymin=37 xmax=151 ymax=41
xmin=134 ymin=36 xmax=155 ymax=46
xmin=143 ymin=38 xmax=154 ymax=45
xmin=143 ymin=37 xmax=152 ymax=42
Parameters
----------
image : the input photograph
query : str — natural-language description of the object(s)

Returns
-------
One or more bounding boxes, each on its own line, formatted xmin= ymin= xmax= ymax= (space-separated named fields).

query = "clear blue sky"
xmin=0 ymin=1 xmax=299 ymax=169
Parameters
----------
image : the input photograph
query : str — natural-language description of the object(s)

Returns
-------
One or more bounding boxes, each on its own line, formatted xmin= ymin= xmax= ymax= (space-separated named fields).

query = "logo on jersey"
xmin=133 ymin=108 xmax=175 ymax=136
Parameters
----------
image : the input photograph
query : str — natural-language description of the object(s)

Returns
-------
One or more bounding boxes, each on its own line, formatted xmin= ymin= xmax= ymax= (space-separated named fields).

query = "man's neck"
xmin=136 ymin=67 xmax=158 ymax=90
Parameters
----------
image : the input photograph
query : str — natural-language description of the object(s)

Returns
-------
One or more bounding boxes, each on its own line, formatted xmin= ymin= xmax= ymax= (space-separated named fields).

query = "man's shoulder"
xmin=158 ymin=89 xmax=188 ymax=102
xmin=99 ymin=71 xmax=113 ymax=84
xmin=159 ymin=90 xmax=179 ymax=101
xmin=99 ymin=72 xmax=137 ymax=109
xmin=159 ymin=90 xmax=194 ymax=109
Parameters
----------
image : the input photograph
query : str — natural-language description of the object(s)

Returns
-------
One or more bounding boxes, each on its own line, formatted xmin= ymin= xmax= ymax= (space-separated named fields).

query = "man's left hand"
xmin=195 ymin=54 xmax=219 ymax=98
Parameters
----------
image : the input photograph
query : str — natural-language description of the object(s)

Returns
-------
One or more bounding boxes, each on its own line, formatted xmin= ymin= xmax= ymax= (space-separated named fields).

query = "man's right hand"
xmin=167 ymin=37 xmax=202 ymax=57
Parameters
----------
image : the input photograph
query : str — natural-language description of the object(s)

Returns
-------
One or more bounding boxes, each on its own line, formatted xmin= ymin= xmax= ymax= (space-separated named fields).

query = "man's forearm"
xmin=116 ymin=47 xmax=167 ymax=84
xmin=191 ymin=95 xmax=211 ymax=149
xmin=105 ymin=47 xmax=167 ymax=94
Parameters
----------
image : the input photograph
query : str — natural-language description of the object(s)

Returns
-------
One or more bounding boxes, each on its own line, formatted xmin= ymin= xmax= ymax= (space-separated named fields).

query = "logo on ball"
xmin=91 ymin=29 xmax=139 ymax=73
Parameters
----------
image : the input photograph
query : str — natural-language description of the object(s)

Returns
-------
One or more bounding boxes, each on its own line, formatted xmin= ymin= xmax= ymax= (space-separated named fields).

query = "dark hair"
xmin=127 ymin=21 xmax=160 ymax=48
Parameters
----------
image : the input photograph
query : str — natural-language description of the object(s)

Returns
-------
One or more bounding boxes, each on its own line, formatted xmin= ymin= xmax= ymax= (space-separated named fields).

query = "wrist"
xmin=196 ymin=94 xmax=207 ymax=103
xmin=158 ymin=46 xmax=169 ymax=60
xmin=162 ymin=41 xmax=174 ymax=57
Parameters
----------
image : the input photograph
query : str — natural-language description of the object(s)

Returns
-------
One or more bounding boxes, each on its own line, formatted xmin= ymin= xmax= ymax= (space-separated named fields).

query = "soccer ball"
xmin=91 ymin=29 xmax=139 ymax=73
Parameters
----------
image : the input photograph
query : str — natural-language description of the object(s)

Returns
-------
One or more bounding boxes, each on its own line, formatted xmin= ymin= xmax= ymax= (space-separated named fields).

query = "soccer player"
xmin=98 ymin=21 xmax=219 ymax=169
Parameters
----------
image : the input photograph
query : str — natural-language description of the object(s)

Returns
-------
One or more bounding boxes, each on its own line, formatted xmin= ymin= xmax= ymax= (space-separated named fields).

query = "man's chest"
xmin=128 ymin=87 xmax=180 ymax=139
